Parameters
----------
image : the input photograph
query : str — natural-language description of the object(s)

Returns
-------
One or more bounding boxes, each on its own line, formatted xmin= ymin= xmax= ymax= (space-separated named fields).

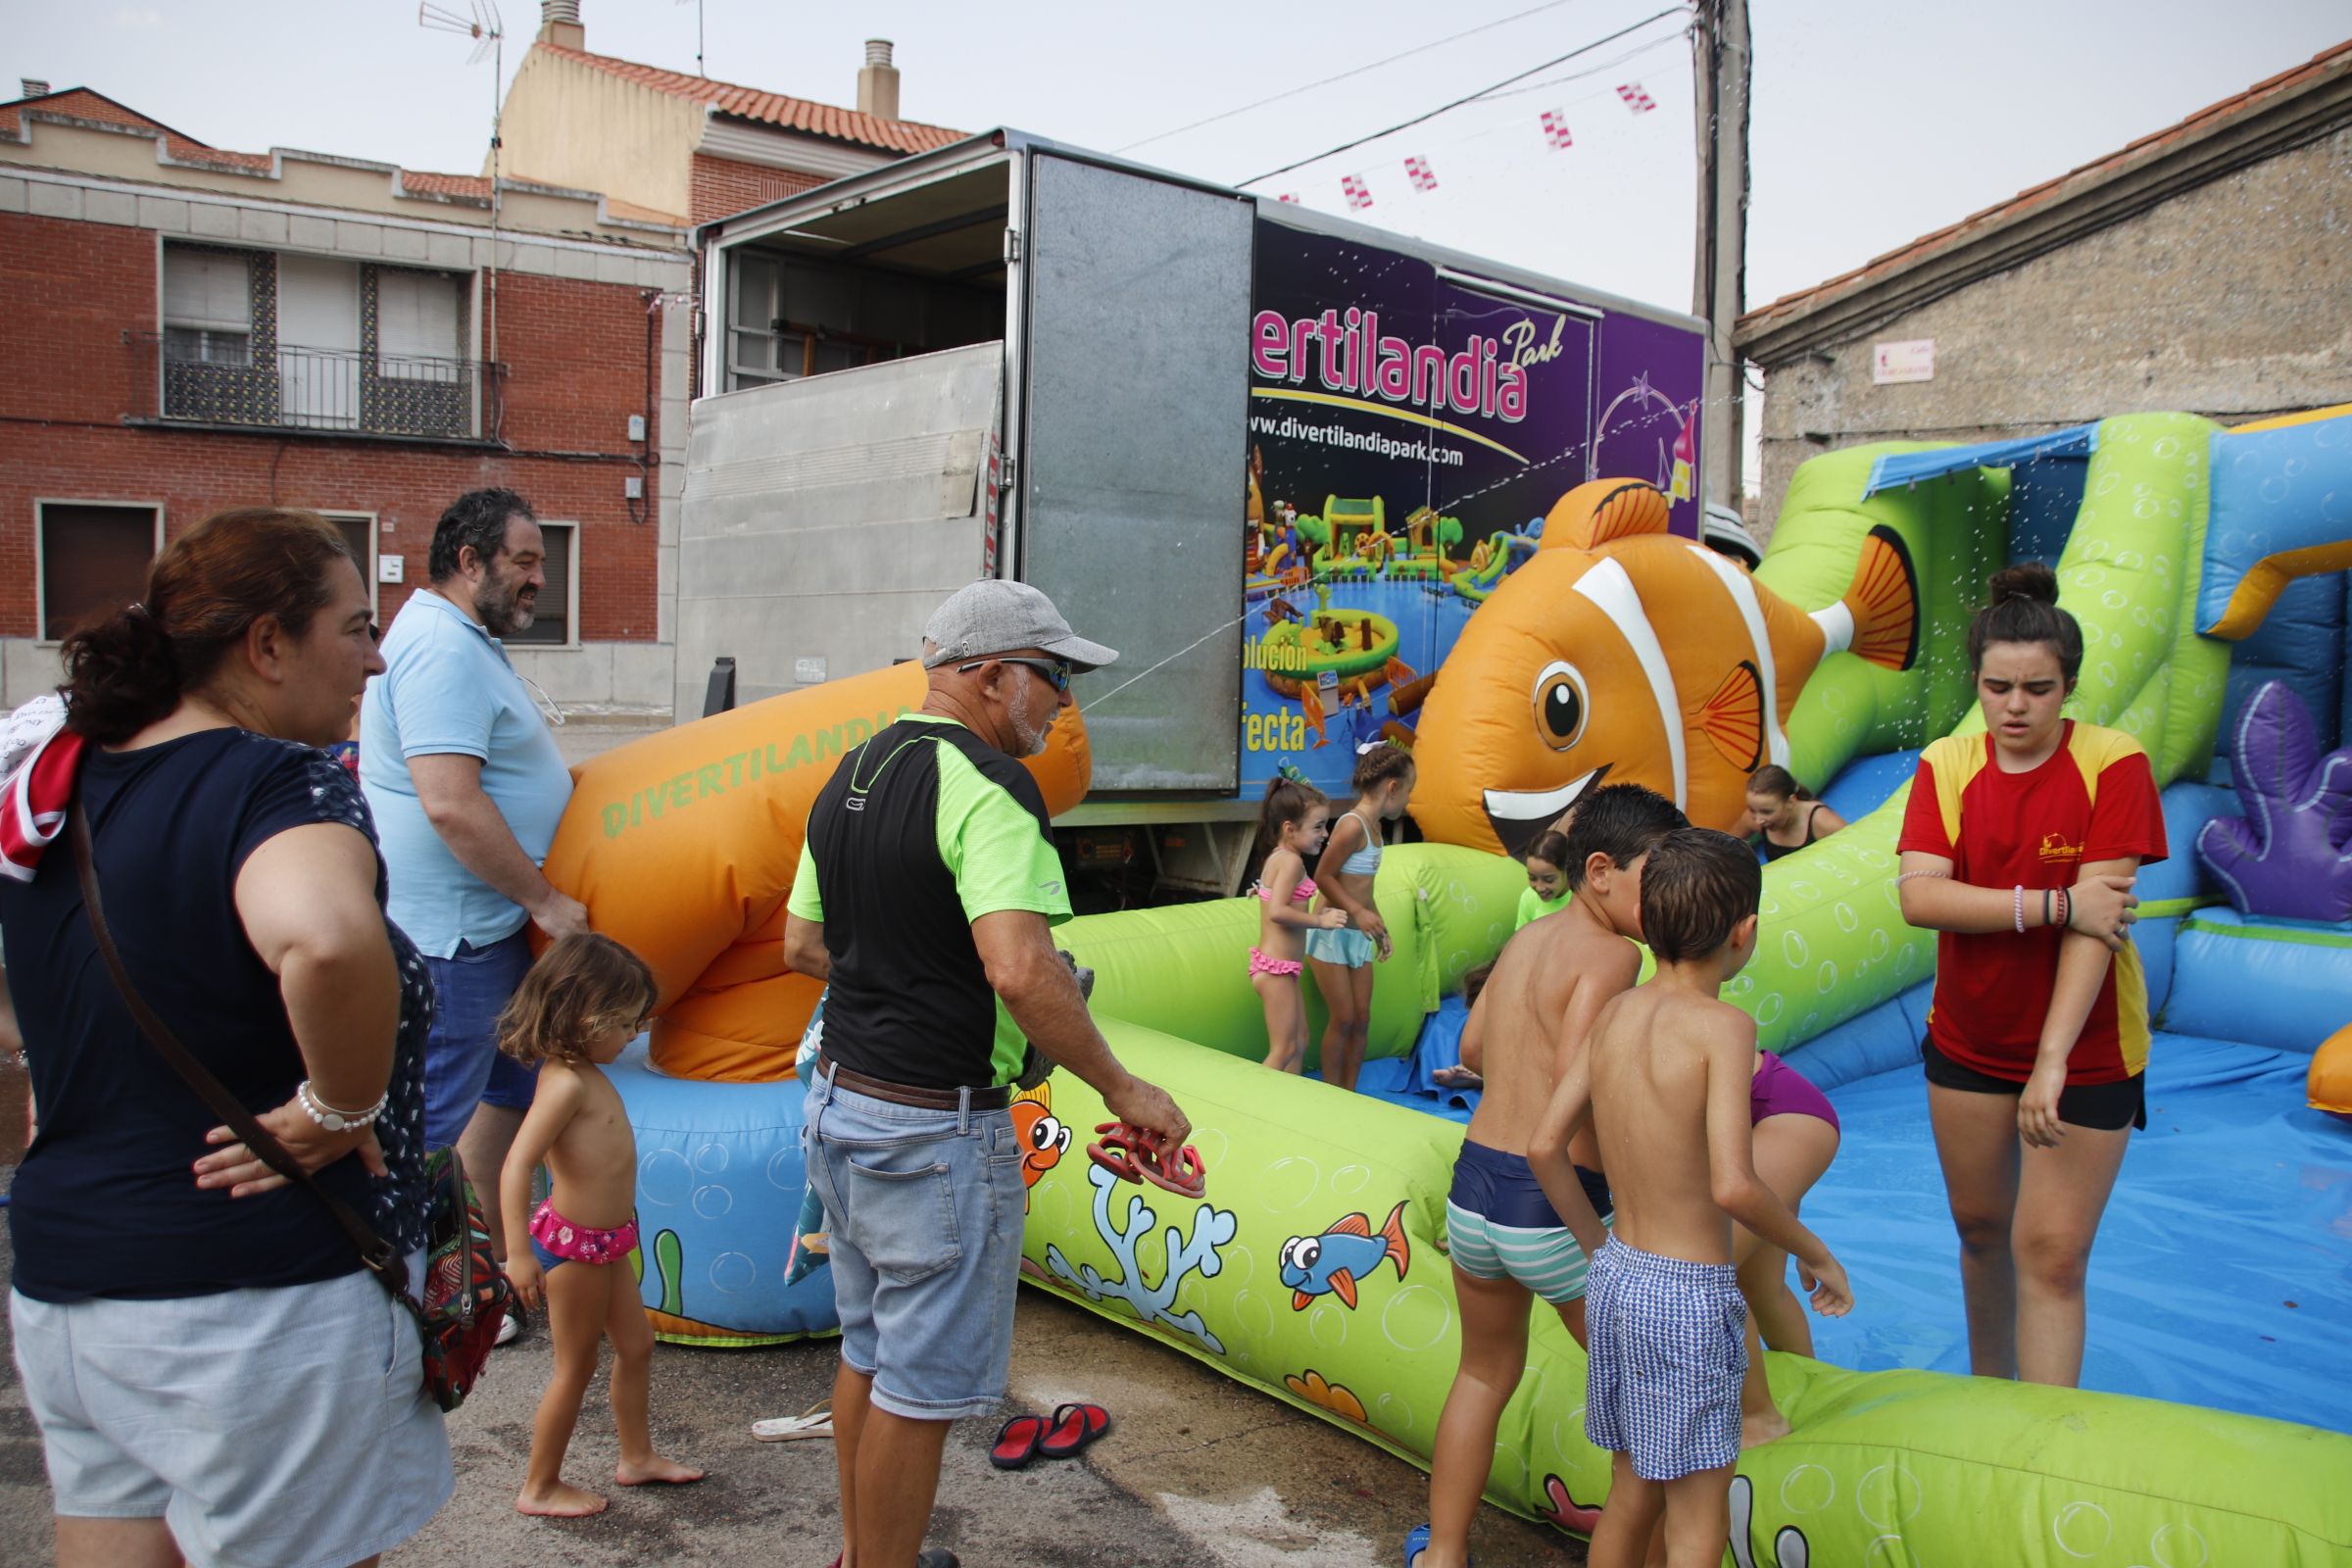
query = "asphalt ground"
xmin=0 ymin=1060 xmax=1585 ymax=1567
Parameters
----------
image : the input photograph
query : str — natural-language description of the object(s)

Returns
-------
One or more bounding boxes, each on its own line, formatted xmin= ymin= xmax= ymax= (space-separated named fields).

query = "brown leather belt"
xmin=816 ymin=1053 xmax=1011 ymax=1111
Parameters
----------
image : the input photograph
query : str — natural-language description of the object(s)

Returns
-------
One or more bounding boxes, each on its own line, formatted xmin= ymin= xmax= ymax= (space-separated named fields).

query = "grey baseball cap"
xmin=920 ymin=579 xmax=1119 ymax=672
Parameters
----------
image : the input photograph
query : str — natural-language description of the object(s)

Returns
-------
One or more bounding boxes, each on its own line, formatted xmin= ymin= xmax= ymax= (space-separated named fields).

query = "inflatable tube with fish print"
xmin=1028 ymin=847 xmax=2352 ymax=1567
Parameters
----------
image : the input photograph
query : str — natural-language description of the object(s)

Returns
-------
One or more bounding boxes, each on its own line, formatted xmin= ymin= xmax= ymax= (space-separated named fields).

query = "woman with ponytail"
xmin=1 ymin=509 xmax=451 ymax=1566
xmin=1895 ymin=563 xmax=2166 ymax=1388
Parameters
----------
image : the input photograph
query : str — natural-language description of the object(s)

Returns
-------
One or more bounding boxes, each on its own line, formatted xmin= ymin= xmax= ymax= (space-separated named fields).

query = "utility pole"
xmin=1690 ymin=0 xmax=1751 ymax=519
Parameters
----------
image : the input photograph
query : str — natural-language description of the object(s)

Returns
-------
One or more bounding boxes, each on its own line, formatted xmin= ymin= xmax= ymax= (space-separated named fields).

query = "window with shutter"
xmin=504 ymin=521 xmax=574 ymax=646
xmin=163 ymin=249 xmax=253 ymax=366
xmin=376 ymin=269 xmax=463 ymax=383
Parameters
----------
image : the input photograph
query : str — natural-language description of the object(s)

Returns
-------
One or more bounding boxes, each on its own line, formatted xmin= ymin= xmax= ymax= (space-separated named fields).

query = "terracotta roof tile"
xmin=400 ymin=171 xmax=492 ymax=199
xmin=1738 ymin=37 xmax=2352 ymax=336
xmin=536 ymin=42 xmax=964 ymax=156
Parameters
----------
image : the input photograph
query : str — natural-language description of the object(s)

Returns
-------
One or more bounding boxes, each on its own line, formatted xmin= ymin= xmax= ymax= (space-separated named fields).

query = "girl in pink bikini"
xmin=497 ymin=934 xmax=704 ymax=1517
xmin=1250 ymin=775 xmax=1349 ymax=1072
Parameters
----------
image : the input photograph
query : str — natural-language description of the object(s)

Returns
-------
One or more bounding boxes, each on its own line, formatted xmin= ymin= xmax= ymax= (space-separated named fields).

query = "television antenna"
xmin=676 ymin=0 xmax=705 ymax=76
xmin=418 ymin=0 xmax=508 ymax=378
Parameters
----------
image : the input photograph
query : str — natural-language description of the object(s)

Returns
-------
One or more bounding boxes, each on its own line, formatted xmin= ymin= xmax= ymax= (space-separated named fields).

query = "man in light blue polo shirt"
xmin=362 ymin=487 xmax=584 ymax=1311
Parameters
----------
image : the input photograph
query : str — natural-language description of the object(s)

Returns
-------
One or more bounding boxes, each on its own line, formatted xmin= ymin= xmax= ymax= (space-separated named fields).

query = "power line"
xmin=1234 ymin=7 xmax=1689 ymax=187
xmin=1112 ymin=0 xmax=1592 ymax=154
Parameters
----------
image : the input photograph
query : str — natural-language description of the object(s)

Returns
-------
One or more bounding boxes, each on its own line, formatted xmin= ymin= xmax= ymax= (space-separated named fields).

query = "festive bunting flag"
xmin=1277 ymin=192 xmax=1299 ymax=203
xmin=1403 ymin=156 xmax=1437 ymax=192
xmin=1341 ymin=173 xmax=1373 ymax=211
xmin=1541 ymin=110 xmax=1573 ymax=149
xmin=1616 ymin=81 xmax=1657 ymax=114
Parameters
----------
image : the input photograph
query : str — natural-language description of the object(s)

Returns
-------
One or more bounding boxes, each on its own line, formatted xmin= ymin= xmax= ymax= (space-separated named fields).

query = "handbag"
xmin=69 ymin=798 xmax=509 ymax=1411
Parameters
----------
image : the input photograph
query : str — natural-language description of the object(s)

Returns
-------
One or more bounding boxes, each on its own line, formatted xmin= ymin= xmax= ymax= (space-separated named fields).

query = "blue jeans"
xmin=803 ymin=1062 xmax=1026 ymax=1421
xmin=419 ymin=929 xmax=537 ymax=1149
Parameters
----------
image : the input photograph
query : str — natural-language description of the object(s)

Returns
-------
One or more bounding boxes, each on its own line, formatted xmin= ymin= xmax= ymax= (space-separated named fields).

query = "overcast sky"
xmin=8 ymin=0 xmax=2345 ymax=486
xmin=10 ymin=0 xmax=2341 ymax=308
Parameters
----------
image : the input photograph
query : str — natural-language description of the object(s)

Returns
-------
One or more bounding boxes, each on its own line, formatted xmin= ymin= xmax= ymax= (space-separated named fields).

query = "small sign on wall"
xmin=1873 ymin=339 xmax=1935 ymax=384
xmin=378 ymin=555 xmax=405 ymax=584
xmin=794 ymin=657 xmax=828 ymax=685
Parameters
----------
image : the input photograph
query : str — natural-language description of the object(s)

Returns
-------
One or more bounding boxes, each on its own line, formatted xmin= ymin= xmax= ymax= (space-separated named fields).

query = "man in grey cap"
xmin=783 ymin=579 xmax=1190 ymax=1568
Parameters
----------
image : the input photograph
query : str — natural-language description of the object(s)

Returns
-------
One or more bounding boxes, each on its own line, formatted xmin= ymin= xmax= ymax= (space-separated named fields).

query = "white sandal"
xmin=751 ymin=1399 xmax=834 ymax=1443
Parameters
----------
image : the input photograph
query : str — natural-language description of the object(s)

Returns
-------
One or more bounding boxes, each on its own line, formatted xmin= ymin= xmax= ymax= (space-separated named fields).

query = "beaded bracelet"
xmin=1893 ymin=869 xmax=1949 ymax=886
xmin=2013 ymin=884 xmax=2026 ymax=934
xmin=296 ymin=1079 xmax=388 ymax=1132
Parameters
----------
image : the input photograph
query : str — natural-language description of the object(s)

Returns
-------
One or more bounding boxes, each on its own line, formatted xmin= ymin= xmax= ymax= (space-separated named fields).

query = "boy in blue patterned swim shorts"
xmin=1531 ymin=829 xmax=1854 ymax=1568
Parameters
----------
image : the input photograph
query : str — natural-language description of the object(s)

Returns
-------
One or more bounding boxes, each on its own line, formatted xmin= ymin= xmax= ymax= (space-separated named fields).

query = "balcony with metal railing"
xmin=124 ymin=331 xmax=500 ymax=442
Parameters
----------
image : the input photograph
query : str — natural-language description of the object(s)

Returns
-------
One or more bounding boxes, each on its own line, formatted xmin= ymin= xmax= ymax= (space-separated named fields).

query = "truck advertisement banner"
xmin=1241 ymin=219 xmax=1706 ymax=802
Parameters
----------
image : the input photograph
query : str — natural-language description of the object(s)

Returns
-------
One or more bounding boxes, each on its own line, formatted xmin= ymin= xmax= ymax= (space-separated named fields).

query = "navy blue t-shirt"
xmin=3 ymin=727 xmax=432 ymax=1301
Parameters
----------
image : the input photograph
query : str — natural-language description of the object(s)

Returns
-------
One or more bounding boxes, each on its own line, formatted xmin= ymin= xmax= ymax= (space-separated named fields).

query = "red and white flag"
xmin=1616 ymin=81 xmax=1657 ymax=114
xmin=1277 ymin=192 xmax=1300 ymax=204
xmin=1541 ymin=110 xmax=1573 ymax=150
xmin=1341 ymin=173 xmax=1373 ymax=211
xmin=1402 ymin=155 xmax=1437 ymax=192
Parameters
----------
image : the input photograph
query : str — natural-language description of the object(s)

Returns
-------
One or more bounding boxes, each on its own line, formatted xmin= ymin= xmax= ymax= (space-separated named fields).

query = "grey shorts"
xmin=1583 ymin=1238 xmax=1747 ymax=1482
xmin=11 ymin=1261 xmax=453 ymax=1568
xmin=803 ymin=1064 xmax=1028 ymax=1422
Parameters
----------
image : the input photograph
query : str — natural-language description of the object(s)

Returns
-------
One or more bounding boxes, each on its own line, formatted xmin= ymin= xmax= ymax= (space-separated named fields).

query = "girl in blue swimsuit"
xmin=1305 ymin=742 xmax=1415 ymax=1093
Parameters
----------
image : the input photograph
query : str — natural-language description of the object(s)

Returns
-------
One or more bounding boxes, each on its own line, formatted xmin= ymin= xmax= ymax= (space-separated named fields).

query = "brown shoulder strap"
xmin=68 ymin=796 xmax=402 ymax=1282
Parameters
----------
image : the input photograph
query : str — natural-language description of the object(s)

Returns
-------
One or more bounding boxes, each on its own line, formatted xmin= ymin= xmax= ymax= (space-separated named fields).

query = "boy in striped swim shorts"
xmin=1532 ymin=829 xmax=1853 ymax=1568
xmin=1408 ymin=784 xmax=1686 ymax=1568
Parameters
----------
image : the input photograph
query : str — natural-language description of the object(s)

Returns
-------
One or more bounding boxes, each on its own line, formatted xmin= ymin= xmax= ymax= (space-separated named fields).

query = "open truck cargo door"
xmin=1015 ymin=153 xmax=1252 ymax=794
xmin=673 ymin=341 xmax=1005 ymax=716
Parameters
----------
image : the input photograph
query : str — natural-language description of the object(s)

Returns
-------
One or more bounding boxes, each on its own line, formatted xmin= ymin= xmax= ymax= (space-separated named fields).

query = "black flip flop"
xmin=1038 ymin=1400 xmax=1110 ymax=1459
xmin=989 ymin=1411 xmax=1048 ymax=1470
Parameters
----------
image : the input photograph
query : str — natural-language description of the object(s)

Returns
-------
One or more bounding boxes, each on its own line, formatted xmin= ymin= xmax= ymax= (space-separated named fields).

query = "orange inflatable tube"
xmin=2312 ymin=1021 xmax=2352 ymax=1117
xmin=540 ymin=661 xmax=1092 ymax=1082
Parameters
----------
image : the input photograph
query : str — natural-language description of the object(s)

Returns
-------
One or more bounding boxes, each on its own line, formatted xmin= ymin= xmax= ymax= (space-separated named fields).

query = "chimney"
xmin=21 ymin=78 xmax=51 ymax=100
xmin=857 ymin=39 xmax=899 ymax=122
xmin=537 ymin=0 xmax=584 ymax=50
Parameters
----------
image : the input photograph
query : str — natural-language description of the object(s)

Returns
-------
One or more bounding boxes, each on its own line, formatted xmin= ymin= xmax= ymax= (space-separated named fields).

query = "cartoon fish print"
xmin=1413 ymin=479 xmax=1918 ymax=857
xmin=1279 ymin=1200 xmax=1411 ymax=1310
xmin=1010 ymin=1082 xmax=1070 ymax=1202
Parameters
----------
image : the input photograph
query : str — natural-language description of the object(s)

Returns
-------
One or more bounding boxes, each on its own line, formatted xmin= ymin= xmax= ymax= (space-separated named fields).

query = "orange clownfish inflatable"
xmin=1412 ymin=479 xmax=1917 ymax=856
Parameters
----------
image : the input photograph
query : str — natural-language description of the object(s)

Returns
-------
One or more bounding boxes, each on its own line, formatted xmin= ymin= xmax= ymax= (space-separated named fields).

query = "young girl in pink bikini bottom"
xmin=1250 ymin=776 xmax=1349 ymax=1071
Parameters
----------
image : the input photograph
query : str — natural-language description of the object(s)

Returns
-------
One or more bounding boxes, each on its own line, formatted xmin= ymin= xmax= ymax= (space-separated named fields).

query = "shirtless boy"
xmin=1406 ymin=784 xmax=1685 ymax=1568
xmin=1532 ymin=828 xmax=1852 ymax=1568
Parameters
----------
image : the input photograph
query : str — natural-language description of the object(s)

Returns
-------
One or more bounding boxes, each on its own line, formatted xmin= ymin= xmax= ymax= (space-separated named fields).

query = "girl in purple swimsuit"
xmin=1739 ymin=1052 xmax=1841 ymax=1446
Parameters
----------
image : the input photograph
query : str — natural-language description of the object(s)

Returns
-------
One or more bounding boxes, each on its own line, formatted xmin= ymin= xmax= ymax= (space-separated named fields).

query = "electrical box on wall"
xmin=378 ymin=555 xmax=405 ymax=584
xmin=624 ymin=475 xmax=644 ymax=500
xmin=627 ymin=414 xmax=647 ymax=442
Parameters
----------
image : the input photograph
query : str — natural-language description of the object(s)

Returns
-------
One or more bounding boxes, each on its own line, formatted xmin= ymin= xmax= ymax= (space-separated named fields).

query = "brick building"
xmin=0 ymin=82 xmax=694 ymax=715
xmin=1736 ymin=40 xmax=2352 ymax=533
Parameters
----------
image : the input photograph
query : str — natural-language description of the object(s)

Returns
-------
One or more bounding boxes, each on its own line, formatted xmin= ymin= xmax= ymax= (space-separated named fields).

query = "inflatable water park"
xmin=544 ymin=404 xmax=2352 ymax=1565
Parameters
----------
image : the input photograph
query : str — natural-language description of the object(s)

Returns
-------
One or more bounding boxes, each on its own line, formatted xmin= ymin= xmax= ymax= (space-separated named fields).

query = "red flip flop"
xmin=989 ymin=1412 xmax=1048 ymax=1470
xmin=1038 ymin=1401 xmax=1110 ymax=1459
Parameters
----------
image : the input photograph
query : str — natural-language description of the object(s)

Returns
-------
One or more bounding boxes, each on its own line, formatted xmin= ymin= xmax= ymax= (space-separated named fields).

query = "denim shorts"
xmin=11 ymin=1259 xmax=452 ymax=1568
xmin=420 ymin=927 xmax=539 ymax=1147
xmin=803 ymin=1062 xmax=1027 ymax=1422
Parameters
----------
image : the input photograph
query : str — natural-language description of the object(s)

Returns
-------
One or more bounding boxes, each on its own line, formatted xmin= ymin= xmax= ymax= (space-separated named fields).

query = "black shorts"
xmin=1921 ymin=1038 xmax=2147 ymax=1132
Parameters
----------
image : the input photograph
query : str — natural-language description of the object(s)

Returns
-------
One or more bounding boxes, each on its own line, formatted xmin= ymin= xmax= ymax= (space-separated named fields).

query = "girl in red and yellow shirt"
xmin=1896 ymin=564 xmax=2165 ymax=1388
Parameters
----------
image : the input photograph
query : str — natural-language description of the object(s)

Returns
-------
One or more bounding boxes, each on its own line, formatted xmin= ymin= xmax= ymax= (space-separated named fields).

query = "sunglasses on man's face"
xmin=959 ymin=656 xmax=1072 ymax=694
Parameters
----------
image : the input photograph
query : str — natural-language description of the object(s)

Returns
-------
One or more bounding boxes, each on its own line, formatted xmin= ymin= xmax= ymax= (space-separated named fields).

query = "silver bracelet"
xmin=296 ymin=1079 xmax=387 ymax=1134
xmin=1893 ymin=869 xmax=1950 ymax=886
